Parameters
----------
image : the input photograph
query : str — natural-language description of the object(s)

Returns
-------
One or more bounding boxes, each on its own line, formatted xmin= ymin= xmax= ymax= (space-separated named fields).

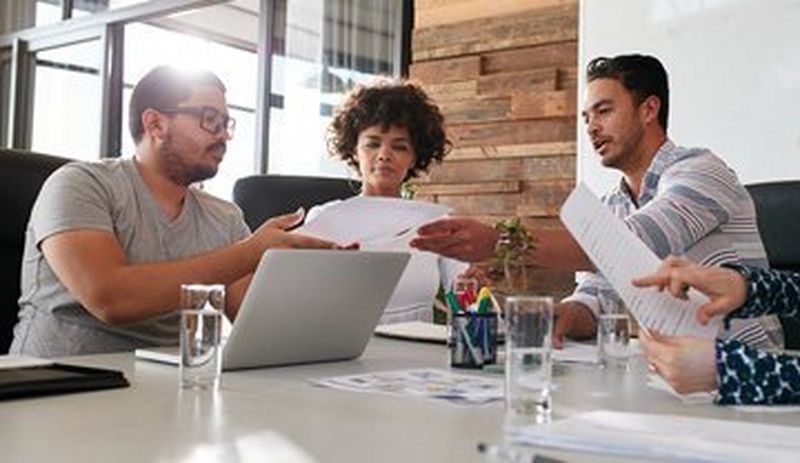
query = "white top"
xmin=307 ymin=199 xmax=467 ymax=324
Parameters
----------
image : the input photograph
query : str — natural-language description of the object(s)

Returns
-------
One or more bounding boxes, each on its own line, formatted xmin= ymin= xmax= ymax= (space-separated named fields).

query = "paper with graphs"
xmin=560 ymin=183 xmax=720 ymax=338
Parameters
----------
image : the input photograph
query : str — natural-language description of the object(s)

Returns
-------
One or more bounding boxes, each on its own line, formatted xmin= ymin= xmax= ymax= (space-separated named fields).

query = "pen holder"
xmin=449 ymin=312 xmax=498 ymax=369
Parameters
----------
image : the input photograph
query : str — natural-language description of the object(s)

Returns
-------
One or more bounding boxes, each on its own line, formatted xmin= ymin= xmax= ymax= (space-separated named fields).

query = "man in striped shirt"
xmin=412 ymin=54 xmax=782 ymax=349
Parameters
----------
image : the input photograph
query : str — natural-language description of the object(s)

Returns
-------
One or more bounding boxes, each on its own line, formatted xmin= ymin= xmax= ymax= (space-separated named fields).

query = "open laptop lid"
xmin=221 ymin=249 xmax=409 ymax=371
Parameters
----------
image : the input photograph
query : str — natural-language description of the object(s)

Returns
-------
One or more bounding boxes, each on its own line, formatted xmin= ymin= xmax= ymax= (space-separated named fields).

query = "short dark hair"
xmin=586 ymin=54 xmax=669 ymax=131
xmin=128 ymin=66 xmax=226 ymax=144
xmin=327 ymin=78 xmax=451 ymax=181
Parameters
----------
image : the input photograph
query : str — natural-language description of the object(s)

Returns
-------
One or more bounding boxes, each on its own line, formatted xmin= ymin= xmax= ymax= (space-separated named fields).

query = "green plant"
xmin=493 ymin=217 xmax=536 ymax=293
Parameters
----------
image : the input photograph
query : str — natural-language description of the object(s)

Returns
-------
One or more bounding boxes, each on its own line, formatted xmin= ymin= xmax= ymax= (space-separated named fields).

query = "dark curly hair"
xmin=327 ymin=78 xmax=451 ymax=181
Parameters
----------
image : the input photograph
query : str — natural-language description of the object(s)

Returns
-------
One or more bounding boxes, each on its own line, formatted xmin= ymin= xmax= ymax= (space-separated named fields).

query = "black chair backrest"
xmin=233 ymin=174 xmax=359 ymax=231
xmin=0 ymin=149 xmax=71 ymax=353
xmin=746 ymin=181 xmax=800 ymax=349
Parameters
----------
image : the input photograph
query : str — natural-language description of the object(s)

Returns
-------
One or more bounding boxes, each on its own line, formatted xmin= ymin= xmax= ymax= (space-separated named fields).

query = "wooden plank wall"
xmin=410 ymin=0 xmax=579 ymax=297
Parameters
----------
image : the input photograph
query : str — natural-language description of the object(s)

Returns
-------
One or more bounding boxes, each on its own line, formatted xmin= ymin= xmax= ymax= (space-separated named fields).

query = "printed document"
xmin=560 ymin=183 xmax=720 ymax=338
xmin=310 ymin=368 xmax=503 ymax=405
xmin=296 ymin=196 xmax=450 ymax=247
xmin=507 ymin=410 xmax=800 ymax=462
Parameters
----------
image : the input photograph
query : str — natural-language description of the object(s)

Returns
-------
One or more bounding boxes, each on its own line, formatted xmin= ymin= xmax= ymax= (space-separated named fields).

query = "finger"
xmin=266 ymin=208 xmax=305 ymax=230
xmin=663 ymin=255 xmax=692 ymax=269
xmin=632 ymin=272 xmax=670 ymax=288
xmin=696 ymin=299 xmax=730 ymax=325
xmin=410 ymin=234 xmax=460 ymax=253
xmin=290 ymin=235 xmax=336 ymax=249
xmin=416 ymin=218 xmax=460 ymax=236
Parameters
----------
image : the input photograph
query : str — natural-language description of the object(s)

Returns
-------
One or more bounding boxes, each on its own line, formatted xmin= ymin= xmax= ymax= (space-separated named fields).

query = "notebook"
xmin=136 ymin=249 xmax=409 ymax=370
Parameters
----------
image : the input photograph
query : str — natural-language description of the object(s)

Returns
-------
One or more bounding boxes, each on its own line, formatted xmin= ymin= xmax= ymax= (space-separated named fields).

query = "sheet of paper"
xmin=560 ymin=183 xmax=719 ymax=338
xmin=310 ymin=368 xmax=503 ymax=405
xmin=507 ymin=410 xmax=800 ymax=463
xmin=296 ymin=196 xmax=451 ymax=246
xmin=374 ymin=321 xmax=448 ymax=343
xmin=0 ymin=355 xmax=53 ymax=369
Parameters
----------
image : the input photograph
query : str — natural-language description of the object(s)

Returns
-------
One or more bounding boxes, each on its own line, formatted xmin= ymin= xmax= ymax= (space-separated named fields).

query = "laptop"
xmin=136 ymin=249 xmax=409 ymax=370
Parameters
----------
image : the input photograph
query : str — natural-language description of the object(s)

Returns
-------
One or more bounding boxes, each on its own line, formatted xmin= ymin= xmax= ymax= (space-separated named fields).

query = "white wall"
xmin=578 ymin=0 xmax=800 ymax=194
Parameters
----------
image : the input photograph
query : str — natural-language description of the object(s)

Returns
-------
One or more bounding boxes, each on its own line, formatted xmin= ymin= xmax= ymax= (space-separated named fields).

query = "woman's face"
xmin=356 ymin=124 xmax=416 ymax=197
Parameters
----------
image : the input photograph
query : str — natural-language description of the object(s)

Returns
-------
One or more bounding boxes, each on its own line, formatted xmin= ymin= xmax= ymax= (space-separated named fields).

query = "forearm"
xmin=715 ymin=339 xmax=800 ymax=405
xmin=72 ymin=239 xmax=260 ymax=324
xmin=527 ymin=227 xmax=593 ymax=272
xmin=723 ymin=264 xmax=800 ymax=319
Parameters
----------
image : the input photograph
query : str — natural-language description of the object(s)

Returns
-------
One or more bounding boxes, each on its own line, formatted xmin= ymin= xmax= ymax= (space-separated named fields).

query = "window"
xmin=5 ymin=0 xmax=409 ymax=199
xmin=31 ymin=39 xmax=102 ymax=159
xmin=0 ymin=50 xmax=10 ymax=147
xmin=122 ymin=2 xmax=259 ymax=200
xmin=268 ymin=0 xmax=404 ymax=178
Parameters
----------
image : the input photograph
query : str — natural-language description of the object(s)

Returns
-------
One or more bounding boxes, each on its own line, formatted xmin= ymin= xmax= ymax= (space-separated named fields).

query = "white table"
xmin=1 ymin=337 xmax=797 ymax=462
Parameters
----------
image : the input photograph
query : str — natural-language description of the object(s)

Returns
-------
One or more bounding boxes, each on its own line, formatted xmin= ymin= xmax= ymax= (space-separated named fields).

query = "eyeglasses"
xmin=158 ymin=105 xmax=236 ymax=139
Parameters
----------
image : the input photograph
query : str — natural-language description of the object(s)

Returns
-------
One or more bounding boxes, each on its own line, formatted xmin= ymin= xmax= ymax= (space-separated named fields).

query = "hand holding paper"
xmin=297 ymin=196 xmax=451 ymax=247
xmin=632 ymin=255 xmax=748 ymax=325
xmin=559 ymin=183 xmax=720 ymax=338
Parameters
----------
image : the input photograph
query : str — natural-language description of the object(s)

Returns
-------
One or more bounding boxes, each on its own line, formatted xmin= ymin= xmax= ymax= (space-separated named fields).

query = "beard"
xmin=601 ymin=122 xmax=645 ymax=171
xmin=159 ymin=132 xmax=225 ymax=186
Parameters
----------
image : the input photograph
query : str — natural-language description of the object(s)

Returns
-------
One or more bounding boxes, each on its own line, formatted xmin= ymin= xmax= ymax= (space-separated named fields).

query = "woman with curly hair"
xmin=307 ymin=78 xmax=467 ymax=324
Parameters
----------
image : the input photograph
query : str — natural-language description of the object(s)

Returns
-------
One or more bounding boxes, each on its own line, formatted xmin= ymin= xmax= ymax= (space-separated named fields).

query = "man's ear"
xmin=141 ymin=108 xmax=167 ymax=141
xmin=640 ymin=95 xmax=661 ymax=126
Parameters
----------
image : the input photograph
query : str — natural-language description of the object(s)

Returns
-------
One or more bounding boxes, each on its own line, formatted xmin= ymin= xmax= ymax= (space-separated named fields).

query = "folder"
xmin=0 ymin=362 xmax=129 ymax=400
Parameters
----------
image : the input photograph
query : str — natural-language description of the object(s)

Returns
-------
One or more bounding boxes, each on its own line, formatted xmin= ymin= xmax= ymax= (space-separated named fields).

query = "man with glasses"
xmin=411 ymin=54 xmax=782 ymax=351
xmin=11 ymin=66 xmax=336 ymax=357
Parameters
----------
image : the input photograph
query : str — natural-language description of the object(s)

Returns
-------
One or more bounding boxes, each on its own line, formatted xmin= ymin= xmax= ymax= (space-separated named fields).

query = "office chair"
xmin=233 ymin=174 xmax=359 ymax=231
xmin=0 ymin=149 xmax=71 ymax=353
xmin=746 ymin=181 xmax=800 ymax=349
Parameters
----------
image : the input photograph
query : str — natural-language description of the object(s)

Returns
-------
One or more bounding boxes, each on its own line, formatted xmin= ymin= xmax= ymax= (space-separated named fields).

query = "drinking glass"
xmin=180 ymin=284 xmax=224 ymax=390
xmin=597 ymin=296 xmax=631 ymax=369
xmin=504 ymin=296 xmax=554 ymax=424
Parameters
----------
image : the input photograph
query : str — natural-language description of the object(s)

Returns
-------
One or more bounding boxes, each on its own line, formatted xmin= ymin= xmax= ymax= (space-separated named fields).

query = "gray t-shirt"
xmin=10 ymin=158 xmax=250 ymax=357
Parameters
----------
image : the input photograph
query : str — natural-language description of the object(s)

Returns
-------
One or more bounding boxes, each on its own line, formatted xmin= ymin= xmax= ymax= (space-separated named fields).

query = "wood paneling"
xmin=413 ymin=3 xmax=578 ymax=61
xmin=415 ymin=0 xmax=576 ymax=28
xmin=412 ymin=0 xmax=579 ymax=295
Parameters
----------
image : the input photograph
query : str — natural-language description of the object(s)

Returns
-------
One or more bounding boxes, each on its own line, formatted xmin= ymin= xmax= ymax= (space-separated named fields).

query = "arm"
xmin=411 ymin=219 xmax=592 ymax=271
xmin=715 ymin=339 xmax=800 ymax=405
xmin=626 ymin=156 xmax=744 ymax=259
xmin=723 ymin=264 xmax=800 ymax=319
xmin=42 ymin=213 xmax=332 ymax=325
xmin=633 ymin=256 xmax=799 ymax=325
xmin=553 ymin=271 xmax=619 ymax=346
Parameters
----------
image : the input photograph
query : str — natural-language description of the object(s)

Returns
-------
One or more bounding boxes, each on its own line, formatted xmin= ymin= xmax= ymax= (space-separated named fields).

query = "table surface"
xmin=1 ymin=337 xmax=797 ymax=463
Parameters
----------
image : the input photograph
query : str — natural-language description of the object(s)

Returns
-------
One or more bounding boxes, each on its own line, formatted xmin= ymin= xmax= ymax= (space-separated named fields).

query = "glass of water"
xmin=597 ymin=296 xmax=631 ymax=369
xmin=180 ymin=284 xmax=224 ymax=390
xmin=504 ymin=296 xmax=554 ymax=425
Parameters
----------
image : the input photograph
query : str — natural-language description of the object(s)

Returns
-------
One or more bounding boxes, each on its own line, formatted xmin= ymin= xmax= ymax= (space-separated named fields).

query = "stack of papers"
xmin=507 ymin=410 xmax=800 ymax=462
xmin=310 ymin=368 xmax=503 ymax=405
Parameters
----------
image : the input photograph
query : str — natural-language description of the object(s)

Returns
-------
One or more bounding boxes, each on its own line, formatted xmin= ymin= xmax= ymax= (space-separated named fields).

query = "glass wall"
xmin=31 ymin=39 xmax=102 ymax=159
xmin=5 ymin=0 xmax=408 ymax=200
xmin=0 ymin=50 xmax=10 ymax=147
xmin=123 ymin=3 xmax=259 ymax=199
xmin=37 ymin=0 xmax=150 ymax=26
xmin=269 ymin=0 xmax=403 ymax=179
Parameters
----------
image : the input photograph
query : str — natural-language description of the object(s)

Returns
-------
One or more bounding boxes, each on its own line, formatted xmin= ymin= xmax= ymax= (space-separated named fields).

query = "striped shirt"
xmin=563 ymin=140 xmax=783 ymax=348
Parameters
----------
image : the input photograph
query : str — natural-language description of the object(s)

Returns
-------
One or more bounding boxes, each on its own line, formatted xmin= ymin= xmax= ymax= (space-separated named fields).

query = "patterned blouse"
xmin=716 ymin=264 xmax=800 ymax=405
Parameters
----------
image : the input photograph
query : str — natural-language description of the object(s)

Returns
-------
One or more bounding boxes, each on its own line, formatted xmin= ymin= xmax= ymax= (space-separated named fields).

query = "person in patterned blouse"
xmin=633 ymin=256 xmax=800 ymax=405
